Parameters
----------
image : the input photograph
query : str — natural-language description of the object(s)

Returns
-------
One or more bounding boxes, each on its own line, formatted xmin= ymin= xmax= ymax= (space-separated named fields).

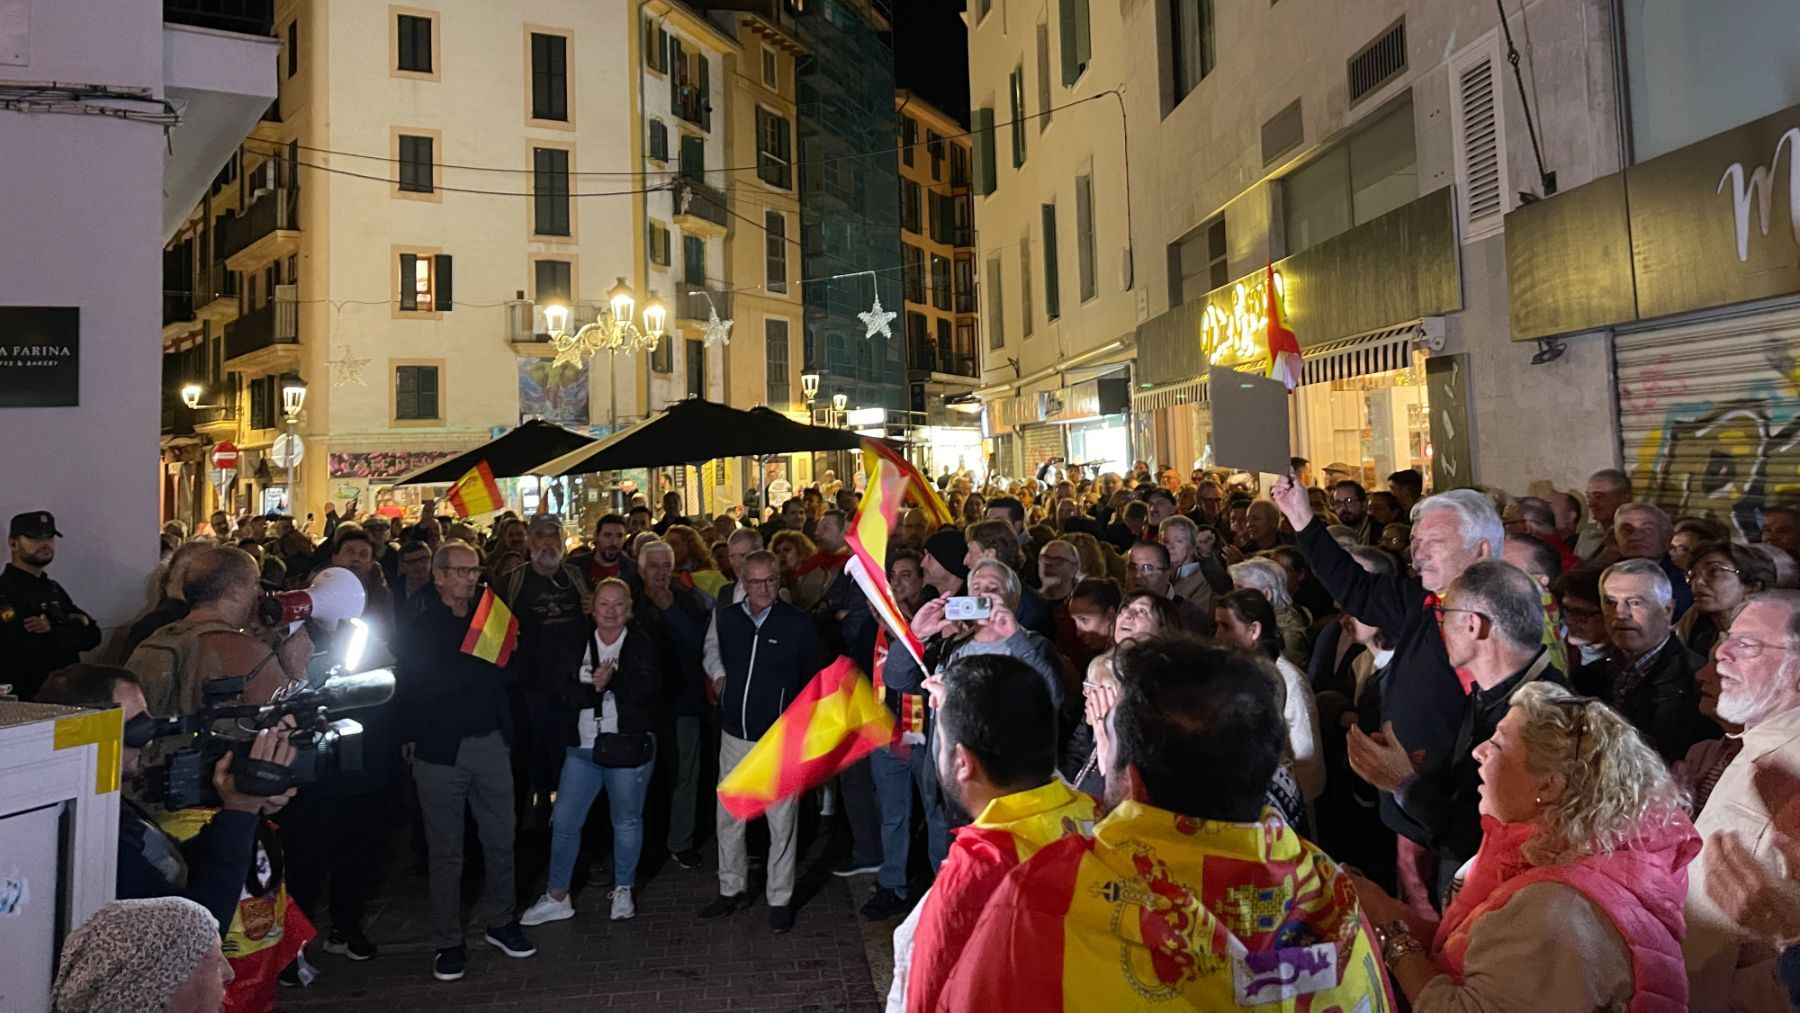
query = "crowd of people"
xmin=12 ymin=452 xmax=1800 ymax=1011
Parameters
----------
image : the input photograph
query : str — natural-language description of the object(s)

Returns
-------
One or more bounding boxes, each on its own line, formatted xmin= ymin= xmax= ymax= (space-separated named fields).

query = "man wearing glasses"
xmin=396 ymin=540 xmax=536 ymax=981
xmin=1571 ymin=557 xmax=1711 ymax=761
xmin=1330 ymin=481 xmax=1377 ymax=545
xmin=1683 ymin=591 xmax=1800 ymax=1013
xmin=700 ymin=550 xmax=825 ymax=934
xmin=1346 ymin=560 xmax=1567 ymax=894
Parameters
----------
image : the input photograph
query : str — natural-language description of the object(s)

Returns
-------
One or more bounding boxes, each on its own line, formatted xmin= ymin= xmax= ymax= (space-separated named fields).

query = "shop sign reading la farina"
xmin=0 ymin=307 xmax=79 ymax=407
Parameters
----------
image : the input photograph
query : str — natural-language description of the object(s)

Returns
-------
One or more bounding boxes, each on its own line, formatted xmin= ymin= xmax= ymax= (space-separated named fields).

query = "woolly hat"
xmin=52 ymin=897 xmax=219 ymax=1013
xmin=923 ymin=528 xmax=970 ymax=583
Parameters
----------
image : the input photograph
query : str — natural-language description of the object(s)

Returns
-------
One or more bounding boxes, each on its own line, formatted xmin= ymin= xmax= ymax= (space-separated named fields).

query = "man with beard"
xmin=894 ymin=655 xmax=1097 ymax=1013
xmin=0 ymin=511 xmax=101 ymax=699
xmin=499 ymin=515 xmax=592 ymax=826
xmin=936 ymin=637 xmax=1391 ymax=1011
xmin=1330 ymin=480 xmax=1378 ymax=545
xmin=570 ymin=513 xmax=637 ymax=585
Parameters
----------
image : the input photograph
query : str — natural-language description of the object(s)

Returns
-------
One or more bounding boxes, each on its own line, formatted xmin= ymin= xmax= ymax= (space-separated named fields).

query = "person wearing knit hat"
xmin=52 ymin=897 xmax=232 ymax=1013
xmin=922 ymin=528 xmax=969 ymax=598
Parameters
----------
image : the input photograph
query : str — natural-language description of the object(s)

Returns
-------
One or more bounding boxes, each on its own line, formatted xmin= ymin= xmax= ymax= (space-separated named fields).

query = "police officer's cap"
xmin=9 ymin=511 xmax=62 ymax=539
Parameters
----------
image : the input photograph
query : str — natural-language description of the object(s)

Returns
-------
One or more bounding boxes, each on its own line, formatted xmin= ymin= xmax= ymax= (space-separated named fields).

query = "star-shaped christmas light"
xmin=327 ymin=345 xmax=369 ymax=386
xmin=858 ymin=294 xmax=897 ymax=340
xmin=702 ymin=307 xmax=734 ymax=347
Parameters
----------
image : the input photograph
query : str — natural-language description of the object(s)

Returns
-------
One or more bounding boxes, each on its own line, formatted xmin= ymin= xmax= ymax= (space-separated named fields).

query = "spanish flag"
xmin=846 ymin=442 xmax=927 ymax=666
xmin=460 ymin=587 xmax=519 ymax=668
xmin=1265 ymin=260 xmax=1304 ymax=391
xmin=717 ymin=657 xmax=894 ymax=821
xmin=446 ymin=460 xmax=503 ymax=518
xmin=861 ymin=437 xmax=954 ymax=529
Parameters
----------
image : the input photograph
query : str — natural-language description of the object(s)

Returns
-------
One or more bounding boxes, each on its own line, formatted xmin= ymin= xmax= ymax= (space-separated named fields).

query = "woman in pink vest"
xmin=1350 ymin=681 xmax=1699 ymax=1012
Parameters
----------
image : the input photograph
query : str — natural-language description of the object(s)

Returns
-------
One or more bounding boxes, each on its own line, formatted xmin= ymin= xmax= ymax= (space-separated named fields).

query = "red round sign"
xmin=210 ymin=442 xmax=239 ymax=469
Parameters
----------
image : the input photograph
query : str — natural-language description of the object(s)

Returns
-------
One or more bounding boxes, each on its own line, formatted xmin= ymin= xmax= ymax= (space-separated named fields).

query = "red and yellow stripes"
xmin=1265 ymin=260 xmax=1305 ymax=391
xmin=717 ymin=657 xmax=894 ymax=821
xmin=447 ymin=459 xmax=503 ymax=518
xmin=460 ymin=588 xmax=519 ymax=668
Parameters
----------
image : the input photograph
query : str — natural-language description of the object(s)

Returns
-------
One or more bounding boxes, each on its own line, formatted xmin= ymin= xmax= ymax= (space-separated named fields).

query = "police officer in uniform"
xmin=0 ymin=511 xmax=100 ymax=699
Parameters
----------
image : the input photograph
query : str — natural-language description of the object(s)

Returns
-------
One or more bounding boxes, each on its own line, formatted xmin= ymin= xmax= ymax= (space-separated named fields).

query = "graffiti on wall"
xmin=1632 ymin=371 xmax=1800 ymax=540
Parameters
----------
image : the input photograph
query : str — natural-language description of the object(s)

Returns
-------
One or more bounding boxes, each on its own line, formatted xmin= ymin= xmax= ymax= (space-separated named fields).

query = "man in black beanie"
xmin=921 ymin=528 xmax=969 ymax=599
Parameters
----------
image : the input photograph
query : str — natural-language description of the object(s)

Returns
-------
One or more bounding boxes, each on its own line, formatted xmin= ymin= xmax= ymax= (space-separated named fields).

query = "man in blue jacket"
xmin=699 ymin=549 xmax=826 ymax=933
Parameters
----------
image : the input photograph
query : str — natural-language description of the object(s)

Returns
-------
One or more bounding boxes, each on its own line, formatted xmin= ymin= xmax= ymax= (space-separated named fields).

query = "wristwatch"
xmin=1374 ymin=919 xmax=1424 ymax=966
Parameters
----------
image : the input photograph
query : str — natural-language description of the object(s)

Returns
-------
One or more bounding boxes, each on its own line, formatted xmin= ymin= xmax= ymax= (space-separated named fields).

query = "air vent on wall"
xmin=1261 ymin=99 xmax=1303 ymax=165
xmin=1456 ymin=56 xmax=1503 ymax=226
xmin=1348 ymin=19 xmax=1406 ymax=105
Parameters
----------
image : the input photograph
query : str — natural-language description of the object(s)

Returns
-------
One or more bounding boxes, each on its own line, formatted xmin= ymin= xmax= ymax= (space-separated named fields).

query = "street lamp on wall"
xmin=801 ymin=372 xmax=820 ymax=406
xmin=280 ymin=373 xmax=308 ymax=420
xmin=831 ymin=391 xmax=848 ymax=413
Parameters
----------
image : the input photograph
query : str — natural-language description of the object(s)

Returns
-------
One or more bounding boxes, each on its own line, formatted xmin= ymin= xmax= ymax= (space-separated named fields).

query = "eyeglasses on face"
xmin=1718 ymin=633 xmax=1785 ymax=659
xmin=1432 ymin=603 xmax=1489 ymax=628
xmin=1688 ymin=563 xmax=1741 ymax=584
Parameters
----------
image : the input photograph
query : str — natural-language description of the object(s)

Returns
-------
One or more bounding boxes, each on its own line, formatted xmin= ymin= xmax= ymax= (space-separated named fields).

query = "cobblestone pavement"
xmin=276 ymin=830 xmax=892 ymax=1013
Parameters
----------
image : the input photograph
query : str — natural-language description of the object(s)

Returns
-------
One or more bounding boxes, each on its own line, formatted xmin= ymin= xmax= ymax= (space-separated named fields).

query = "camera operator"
xmin=34 ymin=663 xmax=296 ymax=935
xmin=126 ymin=547 xmax=314 ymax=723
xmin=0 ymin=511 xmax=101 ymax=700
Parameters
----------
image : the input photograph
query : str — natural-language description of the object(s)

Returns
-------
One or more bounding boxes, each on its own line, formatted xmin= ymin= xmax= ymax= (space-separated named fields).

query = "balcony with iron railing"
xmin=223 ymin=186 xmax=300 ymax=268
xmin=504 ymin=300 xmax=608 ymax=344
xmin=163 ymin=291 xmax=196 ymax=329
xmin=907 ymin=341 xmax=978 ymax=379
xmin=673 ymin=179 xmax=728 ymax=232
xmin=678 ymin=286 xmax=732 ymax=323
xmin=193 ymin=261 xmax=239 ymax=322
xmin=225 ymin=285 xmax=297 ymax=361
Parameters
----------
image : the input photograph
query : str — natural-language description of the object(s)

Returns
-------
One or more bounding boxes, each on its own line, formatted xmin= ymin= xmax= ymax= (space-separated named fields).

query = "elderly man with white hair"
xmin=1572 ymin=557 xmax=1713 ymax=761
xmin=1614 ymin=500 xmax=1695 ymax=619
xmin=1272 ymin=477 xmax=1502 ymax=902
xmin=1683 ymin=591 xmax=1800 ymax=1012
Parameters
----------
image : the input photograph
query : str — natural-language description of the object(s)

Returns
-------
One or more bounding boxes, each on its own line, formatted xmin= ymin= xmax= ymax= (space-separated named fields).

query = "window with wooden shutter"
xmin=1009 ymin=67 xmax=1027 ymax=167
xmin=1075 ymin=173 xmax=1096 ymax=301
xmin=1172 ymin=0 xmax=1217 ymax=102
xmin=764 ymin=319 xmax=790 ymax=405
xmin=931 ymin=254 xmax=951 ymax=311
xmin=434 ymin=254 xmax=453 ymax=310
xmin=697 ymin=54 xmax=711 ymax=131
xmin=398 ymin=135 xmax=433 ymax=193
xmin=399 ymin=253 xmax=419 ymax=311
xmin=971 ymin=107 xmax=996 ymax=196
xmin=986 ymin=256 xmax=1004 ymax=349
xmin=765 ymin=211 xmax=788 ymax=293
xmin=649 ymin=120 xmax=668 ymax=162
xmin=1042 ymin=202 xmax=1061 ymax=320
xmin=534 ymin=259 xmax=572 ymax=305
xmin=397 ymin=14 xmax=432 ymax=73
xmin=533 ymin=148 xmax=571 ymax=236
xmin=1020 ymin=233 xmax=1035 ymax=338
xmin=530 ymin=33 xmax=568 ymax=121
xmin=683 ymin=235 xmax=705 ymax=286
xmin=395 ymin=364 xmax=440 ymax=421
xmin=1036 ymin=22 xmax=1053 ymax=131
xmin=1059 ymin=0 xmax=1090 ymax=86
xmin=649 ymin=222 xmax=671 ymax=266
xmin=644 ymin=18 xmax=667 ymax=72
xmin=756 ymin=108 xmax=792 ymax=189
xmin=686 ymin=339 xmax=706 ymax=398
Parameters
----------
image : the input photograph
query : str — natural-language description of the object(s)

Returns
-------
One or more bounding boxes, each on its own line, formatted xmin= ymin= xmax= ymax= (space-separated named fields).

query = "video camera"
xmin=134 ymin=615 xmax=394 ymax=810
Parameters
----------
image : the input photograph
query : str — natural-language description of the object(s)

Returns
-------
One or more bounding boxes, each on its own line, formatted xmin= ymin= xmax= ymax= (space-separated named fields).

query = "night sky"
xmin=891 ymin=0 xmax=970 ymax=124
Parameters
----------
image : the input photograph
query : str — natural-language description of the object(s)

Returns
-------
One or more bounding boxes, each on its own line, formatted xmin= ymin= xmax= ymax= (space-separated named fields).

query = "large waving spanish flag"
xmin=717 ymin=657 xmax=894 ymax=821
xmin=847 ymin=439 xmax=952 ymax=667
xmin=447 ymin=459 xmax=504 ymax=518
xmin=1265 ymin=260 xmax=1304 ymax=391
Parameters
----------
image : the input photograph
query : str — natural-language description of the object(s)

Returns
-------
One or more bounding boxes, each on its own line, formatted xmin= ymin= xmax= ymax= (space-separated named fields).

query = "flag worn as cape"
xmin=446 ymin=460 xmax=504 ymax=518
xmin=1264 ymin=261 xmax=1304 ymax=391
xmin=460 ymin=587 xmax=519 ymax=668
xmin=717 ymin=657 xmax=894 ymax=821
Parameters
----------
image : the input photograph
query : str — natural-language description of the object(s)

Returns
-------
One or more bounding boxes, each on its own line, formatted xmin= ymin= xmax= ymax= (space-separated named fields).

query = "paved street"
xmin=278 ymin=832 xmax=889 ymax=1013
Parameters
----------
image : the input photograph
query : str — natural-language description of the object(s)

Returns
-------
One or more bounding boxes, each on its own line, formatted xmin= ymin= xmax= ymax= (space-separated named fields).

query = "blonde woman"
xmin=1352 ymin=683 xmax=1698 ymax=1012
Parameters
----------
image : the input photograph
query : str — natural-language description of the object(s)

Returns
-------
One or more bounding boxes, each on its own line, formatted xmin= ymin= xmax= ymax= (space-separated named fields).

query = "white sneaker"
xmin=519 ymin=893 xmax=574 ymax=926
xmin=609 ymin=886 xmax=635 ymax=921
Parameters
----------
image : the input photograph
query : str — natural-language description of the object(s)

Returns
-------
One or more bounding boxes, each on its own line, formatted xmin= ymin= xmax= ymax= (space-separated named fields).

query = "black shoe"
xmin=324 ymin=926 xmax=378 ymax=961
xmin=277 ymin=963 xmax=304 ymax=988
xmin=432 ymin=946 xmax=465 ymax=982
xmin=673 ymin=848 xmax=703 ymax=870
xmin=769 ymin=904 xmax=795 ymax=933
xmin=860 ymin=887 xmax=909 ymax=921
xmin=698 ymin=893 xmax=750 ymax=918
xmin=482 ymin=921 xmax=537 ymax=958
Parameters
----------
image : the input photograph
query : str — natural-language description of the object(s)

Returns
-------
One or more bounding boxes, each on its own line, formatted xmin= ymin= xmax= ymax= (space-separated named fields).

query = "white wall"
xmin=0 ymin=0 xmax=179 ymax=637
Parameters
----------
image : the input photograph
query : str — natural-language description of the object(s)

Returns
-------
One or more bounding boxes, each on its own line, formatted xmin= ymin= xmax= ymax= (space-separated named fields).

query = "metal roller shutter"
xmin=1615 ymin=299 xmax=1800 ymax=540
xmin=1021 ymin=424 xmax=1066 ymax=472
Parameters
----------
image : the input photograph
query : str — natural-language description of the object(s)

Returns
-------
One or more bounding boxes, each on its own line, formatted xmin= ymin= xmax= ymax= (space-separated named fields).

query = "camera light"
xmin=343 ymin=617 xmax=369 ymax=673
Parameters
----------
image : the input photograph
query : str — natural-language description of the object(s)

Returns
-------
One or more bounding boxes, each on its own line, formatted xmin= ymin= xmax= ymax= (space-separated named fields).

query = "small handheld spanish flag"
xmin=460 ymin=587 xmax=519 ymax=668
xmin=447 ymin=460 xmax=503 ymax=518
xmin=717 ymin=657 xmax=894 ymax=821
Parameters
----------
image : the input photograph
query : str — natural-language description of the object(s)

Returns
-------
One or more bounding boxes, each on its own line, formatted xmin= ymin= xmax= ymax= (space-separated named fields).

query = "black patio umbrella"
xmin=392 ymin=419 xmax=598 ymax=485
xmin=532 ymin=398 xmax=873 ymax=476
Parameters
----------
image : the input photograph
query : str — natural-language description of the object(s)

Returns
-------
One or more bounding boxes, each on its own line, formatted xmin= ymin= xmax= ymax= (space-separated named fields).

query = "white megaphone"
xmin=258 ymin=566 xmax=367 ymax=631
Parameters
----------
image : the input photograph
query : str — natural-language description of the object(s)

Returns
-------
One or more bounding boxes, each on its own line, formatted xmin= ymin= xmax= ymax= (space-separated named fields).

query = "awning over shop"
xmin=1132 ymin=317 xmax=1444 ymax=412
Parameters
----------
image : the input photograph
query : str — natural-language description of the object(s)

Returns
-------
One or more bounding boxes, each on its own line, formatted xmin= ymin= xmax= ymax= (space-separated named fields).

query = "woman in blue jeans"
xmin=521 ymin=578 xmax=666 ymax=924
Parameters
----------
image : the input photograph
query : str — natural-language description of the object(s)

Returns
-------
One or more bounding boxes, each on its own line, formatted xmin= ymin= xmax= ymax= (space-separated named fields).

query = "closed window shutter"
xmin=419 ymin=366 xmax=439 ymax=419
xmin=399 ymin=253 xmax=417 ymax=311
xmin=395 ymin=367 xmax=417 ymax=418
xmin=1059 ymin=0 xmax=1077 ymax=86
xmin=1074 ymin=0 xmax=1091 ymax=69
xmin=669 ymin=39 xmax=683 ymax=108
xmin=1042 ymin=202 xmax=1061 ymax=319
xmin=1075 ymin=175 xmax=1095 ymax=300
xmin=1454 ymin=53 xmax=1505 ymax=237
xmin=972 ymin=108 xmax=996 ymax=197
xmin=698 ymin=56 xmax=711 ymax=131
xmin=434 ymin=254 xmax=453 ymax=311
